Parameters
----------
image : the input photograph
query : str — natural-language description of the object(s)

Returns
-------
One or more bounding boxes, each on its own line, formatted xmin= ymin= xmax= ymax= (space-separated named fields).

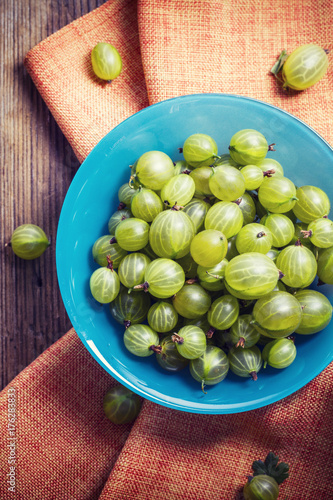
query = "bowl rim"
xmin=56 ymin=92 xmax=333 ymax=414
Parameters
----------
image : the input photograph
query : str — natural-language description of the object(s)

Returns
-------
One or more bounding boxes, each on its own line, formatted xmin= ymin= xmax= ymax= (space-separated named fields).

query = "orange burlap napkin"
xmin=1 ymin=0 xmax=333 ymax=499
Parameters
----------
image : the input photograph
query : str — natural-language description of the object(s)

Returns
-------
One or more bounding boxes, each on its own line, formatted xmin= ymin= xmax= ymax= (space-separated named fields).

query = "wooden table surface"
xmin=1 ymin=0 xmax=106 ymax=390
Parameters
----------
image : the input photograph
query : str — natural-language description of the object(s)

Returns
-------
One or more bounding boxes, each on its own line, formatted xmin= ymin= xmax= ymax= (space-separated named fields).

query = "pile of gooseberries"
xmin=89 ymin=128 xmax=333 ymax=393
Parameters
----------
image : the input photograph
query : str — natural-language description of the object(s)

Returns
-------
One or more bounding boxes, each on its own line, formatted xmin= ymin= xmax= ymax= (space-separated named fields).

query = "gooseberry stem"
xmin=206 ymin=271 xmax=222 ymax=280
xmin=171 ymin=333 xmax=184 ymax=344
xmin=171 ymin=203 xmax=184 ymax=211
xmin=128 ymin=175 xmax=136 ymax=188
xmin=201 ymin=380 xmax=207 ymax=394
xmin=186 ymin=278 xmax=198 ymax=284
xmin=270 ymin=49 xmax=288 ymax=75
xmin=300 ymin=230 xmax=312 ymax=238
xmin=110 ymin=236 xmax=117 ymax=244
xmin=124 ymin=320 xmax=131 ymax=329
xmin=257 ymin=231 xmax=266 ymax=238
xmin=206 ymin=327 xmax=216 ymax=339
xmin=117 ymin=202 xmax=126 ymax=210
xmin=149 ymin=344 xmax=162 ymax=354
xmin=250 ymin=371 xmax=258 ymax=381
xmin=268 ymin=143 xmax=276 ymax=151
xmin=133 ymin=281 xmax=150 ymax=292
xmin=106 ymin=256 xmax=114 ymax=270
xmin=236 ymin=337 xmax=245 ymax=348
xmin=263 ymin=169 xmax=276 ymax=177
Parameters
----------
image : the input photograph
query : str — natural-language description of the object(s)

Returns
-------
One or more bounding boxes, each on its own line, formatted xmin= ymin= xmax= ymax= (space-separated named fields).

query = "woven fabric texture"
xmin=0 ymin=329 xmax=136 ymax=500
xmin=1 ymin=0 xmax=332 ymax=498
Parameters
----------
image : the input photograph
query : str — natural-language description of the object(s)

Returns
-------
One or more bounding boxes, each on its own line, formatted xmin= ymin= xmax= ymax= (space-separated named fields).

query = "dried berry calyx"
xmin=252 ymin=451 xmax=289 ymax=485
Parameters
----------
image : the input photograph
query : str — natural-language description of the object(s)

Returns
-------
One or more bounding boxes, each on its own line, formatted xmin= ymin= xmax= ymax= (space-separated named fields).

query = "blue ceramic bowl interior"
xmin=56 ymin=94 xmax=333 ymax=414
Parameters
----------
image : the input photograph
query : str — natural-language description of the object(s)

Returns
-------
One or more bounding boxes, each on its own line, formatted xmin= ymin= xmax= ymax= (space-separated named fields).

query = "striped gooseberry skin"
xmin=190 ymin=229 xmax=228 ymax=267
xmin=160 ymin=174 xmax=196 ymax=207
xmin=275 ymin=244 xmax=317 ymax=288
xmin=175 ymin=253 xmax=198 ymax=279
xmin=252 ymin=291 xmax=302 ymax=338
xmin=317 ymin=247 xmax=333 ymax=285
xmin=123 ymin=324 xmax=160 ymax=357
xmin=115 ymin=218 xmax=149 ymax=251
xmin=229 ymin=129 xmax=268 ymax=165
xmin=207 ymin=294 xmax=239 ymax=330
xmin=236 ymin=223 xmax=273 ymax=254
xmin=189 ymin=346 xmax=229 ymax=386
xmin=109 ymin=288 xmax=151 ymax=327
xmin=118 ymin=253 xmax=151 ymax=289
xmin=255 ymin=158 xmax=284 ymax=177
xmin=92 ymin=235 xmax=127 ymax=268
xmin=262 ymin=338 xmax=297 ymax=369
xmin=149 ymin=210 xmax=195 ymax=259
xmin=197 ymin=258 xmax=228 ymax=291
xmin=10 ymin=224 xmax=50 ymax=260
xmin=189 ymin=167 xmax=214 ymax=197
xmin=243 ymin=475 xmax=279 ymax=500
xmin=228 ymin=345 xmax=263 ymax=380
xmin=282 ymin=44 xmax=329 ymax=90
xmin=209 ymin=165 xmax=246 ymax=202
xmin=237 ymin=193 xmax=256 ymax=225
xmin=132 ymin=151 xmax=175 ymax=190
xmin=258 ymin=176 xmax=297 ymax=214
xmin=205 ymin=201 xmax=244 ymax=239
xmin=182 ymin=133 xmax=218 ymax=168
xmin=226 ymin=235 xmax=239 ymax=260
xmin=229 ymin=314 xmax=260 ymax=348
xmin=214 ymin=153 xmax=240 ymax=168
xmin=306 ymin=217 xmax=333 ymax=248
xmin=147 ymin=301 xmax=178 ymax=333
xmin=103 ymin=385 xmax=141 ymax=424
xmin=90 ymin=267 xmax=120 ymax=304
xmin=144 ymin=258 xmax=185 ymax=298
xmin=91 ymin=43 xmax=122 ymax=81
xmin=172 ymin=283 xmax=211 ymax=319
xmin=130 ymin=187 xmax=164 ymax=222
xmin=172 ymin=325 xmax=207 ymax=359
xmin=141 ymin=242 xmax=159 ymax=261
xmin=156 ymin=334 xmax=189 ymax=372
xmin=184 ymin=315 xmax=210 ymax=334
xmin=108 ymin=208 xmax=132 ymax=234
xmin=295 ymin=289 xmax=333 ymax=334
xmin=266 ymin=247 xmax=280 ymax=262
xmin=240 ymin=164 xmax=265 ymax=190
xmin=118 ymin=183 xmax=136 ymax=208
xmin=182 ymin=198 xmax=210 ymax=233
xmin=261 ymin=213 xmax=295 ymax=248
xmin=292 ymin=185 xmax=330 ymax=223
xmin=224 ymin=252 xmax=280 ymax=300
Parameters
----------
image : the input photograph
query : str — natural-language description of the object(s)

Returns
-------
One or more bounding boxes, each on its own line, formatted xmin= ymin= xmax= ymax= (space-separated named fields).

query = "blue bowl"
xmin=56 ymin=94 xmax=333 ymax=414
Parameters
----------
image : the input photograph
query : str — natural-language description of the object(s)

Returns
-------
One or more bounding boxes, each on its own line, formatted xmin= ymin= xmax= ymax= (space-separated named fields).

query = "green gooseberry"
xmin=9 ymin=224 xmax=50 ymax=260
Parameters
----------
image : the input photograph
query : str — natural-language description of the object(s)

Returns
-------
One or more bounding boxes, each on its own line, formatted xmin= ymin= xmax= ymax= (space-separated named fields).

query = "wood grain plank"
xmin=1 ymin=0 xmax=106 ymax=389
